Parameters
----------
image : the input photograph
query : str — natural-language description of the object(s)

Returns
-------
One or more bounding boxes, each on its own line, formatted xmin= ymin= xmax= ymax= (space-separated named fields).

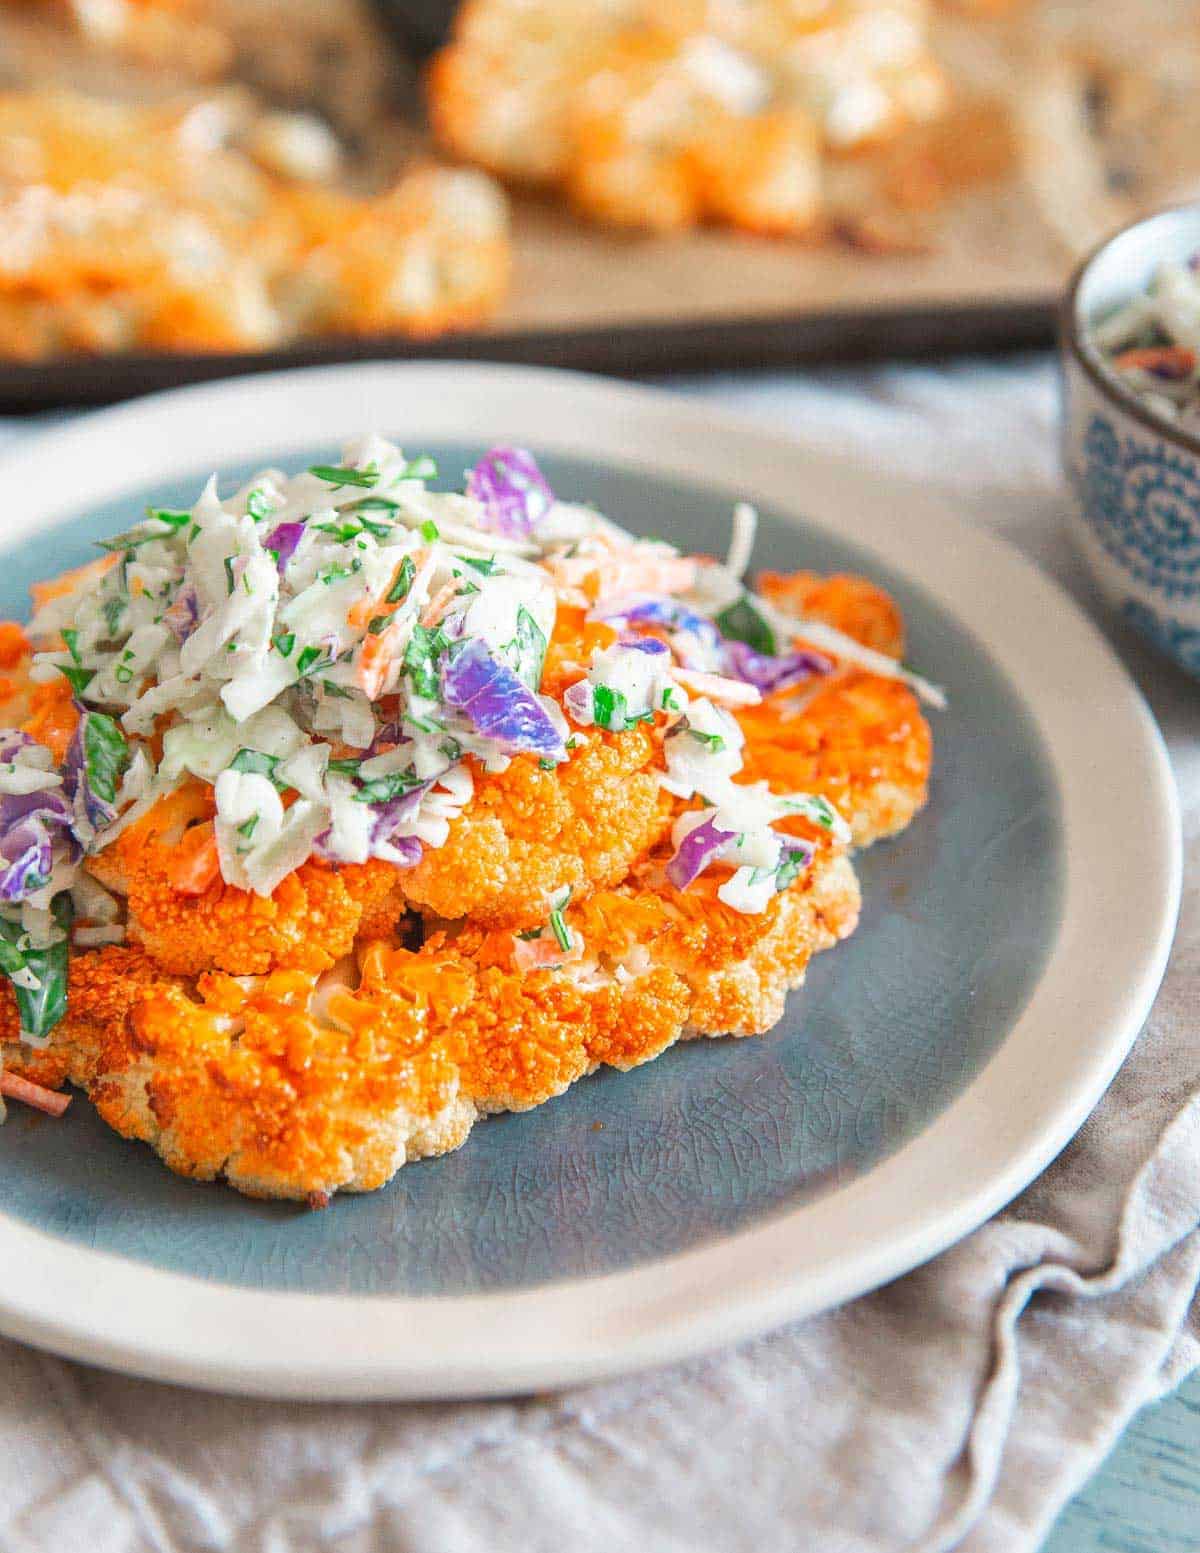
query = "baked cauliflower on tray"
xmin=0 ymin=440 xmax=937 ymax=1204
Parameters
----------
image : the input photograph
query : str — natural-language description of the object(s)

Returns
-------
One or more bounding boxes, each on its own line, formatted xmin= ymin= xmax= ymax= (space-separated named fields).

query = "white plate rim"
xmin=0 ymin=361 xmax=1181 ymax=1400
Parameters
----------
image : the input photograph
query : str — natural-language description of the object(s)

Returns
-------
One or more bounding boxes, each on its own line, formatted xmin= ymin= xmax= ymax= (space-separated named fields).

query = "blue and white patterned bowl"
xmin=1062 ymin=205 xmax=1200 ymax=677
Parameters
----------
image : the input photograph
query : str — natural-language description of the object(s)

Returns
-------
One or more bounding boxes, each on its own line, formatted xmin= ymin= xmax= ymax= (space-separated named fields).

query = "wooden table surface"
xmin=1045 ymin=1370 xmax=1200 ymax=1551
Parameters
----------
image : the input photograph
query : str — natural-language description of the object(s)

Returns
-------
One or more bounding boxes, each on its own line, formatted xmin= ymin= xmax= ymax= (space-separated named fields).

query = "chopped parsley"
xmin=245 ymin=488 xmax=274 ymax=522
xmin=354 ymin=768 xmax=426 ymax=805
xmin=385 ymin=555 xmax=416 ymax=604
xmin=308 ymin=462 xmax=378 ymax=490
xmin=58 ymin=663 xmax=94 ymax=695
xmin=228 ymin=748 xmax=284 ymax=787
xmin=715 ymin=595 xmax=775 ymax=655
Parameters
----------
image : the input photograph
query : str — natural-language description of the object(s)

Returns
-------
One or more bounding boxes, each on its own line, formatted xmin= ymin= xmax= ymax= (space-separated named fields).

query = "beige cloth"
xmin=1 ymin=363 xmax=1196 ymax=1553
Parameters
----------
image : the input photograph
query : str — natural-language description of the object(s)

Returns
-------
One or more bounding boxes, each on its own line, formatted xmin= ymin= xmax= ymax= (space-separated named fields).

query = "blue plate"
xmin=0 ymin=444 xmax=1062 ymax=1298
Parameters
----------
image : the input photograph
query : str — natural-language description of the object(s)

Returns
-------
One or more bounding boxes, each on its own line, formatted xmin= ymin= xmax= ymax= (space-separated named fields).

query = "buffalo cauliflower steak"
xmin=428 ymin=0 xmax=949 ymax=236
xmin=0 ymin=439 xmax=936 ymax=1202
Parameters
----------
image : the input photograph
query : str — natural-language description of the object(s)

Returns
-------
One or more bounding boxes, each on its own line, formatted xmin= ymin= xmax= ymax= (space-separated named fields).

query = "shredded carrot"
xmin=21 ymin=679 xmax=79 ymax=762
xmin=168 ymin=822 xmax=220 ymax=895
xmin=29 ymin=553 xmax=118 ymax=612
xmin=355 ymin=617 xmax=411 ymax=700
xmin=1114 ymin=346 xmax=1196 ymax=379
xmin=419 ymin=580 xmax=461 ymax=628
xmin=347 ymin=549 xmax=427 ymax=630
xmin=0 ymin=1070 xmax=71 ymax=1117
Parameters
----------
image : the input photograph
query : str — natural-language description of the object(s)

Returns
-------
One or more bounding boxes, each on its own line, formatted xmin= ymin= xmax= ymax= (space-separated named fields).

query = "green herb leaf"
xmin=400 ymin=455 xmax=437 ymax=481
xmin=385 ymin=554 xmax=416 ymax=604
xmin=101 ymin=597 xmax=126 ymax=637
xmin=223 ymin=556 xmax=236 ymax=595
xmin=327 ymin=757 xmax=362 ymax=777
xmin=592 ymin=684 xmax=628 ymax=732
xmin=1 ymin=895 xmax=72 ymax=1041
xmin=61 ymin=628 xmax=80 ymax=664
xmin=308 ymin=463 xmax=378 ymax=489
xmin=403 ymin=623 xmax=447 ymax=700
xmin=295 ymin=645 xmax=332 ymax=678
xmin=272 ymin=631 xmax=295 ymax=659
xmin=774 ymin=850 xmax=808 ymax=892
xmin=58 ymin=664 xmax=94 ymax=696
xmin=506 ymin=605 xmax=548 ymax=691
xmin=95 ymin=523 xmax=170 ymax=552
xmin=245 ymin=488 xmax=274 ymax=522
xmin=83 ymin=712 xmax=129 ymax=805
xmin=460 ymin=555 xmax=499 ymax=575
xmin=354 ymin=769 xmax=426 ymax=805
xmin=228 ymin=748 xmax=284 ymax=787
xmin=688 ymin=729 xmax=726 ymax=753
xmin=321 ymin=680 xmax=353 ymax=699
xmin=346 ymin=496 xmax=401 ymax=514
xmin=419 ymin=519 xmax=440 ymax=543
xmin=147 ymin=506 xmax=191 ymax=529
xmin=715 ymin=595 xmax=776 ymax=655
xmin=549 ymin=908 xmax=572 ymax=953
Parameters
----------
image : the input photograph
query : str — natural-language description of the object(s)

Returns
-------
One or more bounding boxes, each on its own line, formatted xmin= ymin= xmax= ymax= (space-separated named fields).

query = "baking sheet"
xmin=1 ymin=1 xmax=1197 ymax=407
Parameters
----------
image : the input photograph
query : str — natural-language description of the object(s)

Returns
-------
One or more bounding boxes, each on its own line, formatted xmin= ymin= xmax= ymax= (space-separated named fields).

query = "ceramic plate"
xmin=0 ymin=364 xmax=1180 ymax=1399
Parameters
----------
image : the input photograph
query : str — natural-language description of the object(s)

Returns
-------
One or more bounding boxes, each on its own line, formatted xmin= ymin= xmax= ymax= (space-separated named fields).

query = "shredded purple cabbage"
xmin=665 ymin=814 xmax=736 ymax=891
xmin=594 ymin=595 xmax=721 ymax=647
xmin=373 ymin=834 xmax=422 ymax=868
xmin=162 ymin=584 xmax=199 ymax=643
xmin=0 ymin=789 xmax=75 ymax=902
xmin=467 ymin=448 xmax=553 ymax=537
xmin=620 ymin=636 xmax=670 ymax=656
xmin=781 ymin=836 xmax=815 ymax=868
xmin=264 ymin=521 xmax=306 ymax=572
xmin=370 ymin=782 xmax=432 ymax=844
xmin=442 ymin=639 xmax=565 ymax=760
xmin=722 ymin=640 xmax=833 ymax=695
xmin=0 ymin=730 xmax=35 ymax=764
xmin=563 ymin=679 xmax=593 ymax=724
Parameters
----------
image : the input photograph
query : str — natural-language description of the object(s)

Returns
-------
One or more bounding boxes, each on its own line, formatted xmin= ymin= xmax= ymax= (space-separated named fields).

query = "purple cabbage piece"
xmin=264 ymin=521 xmax=306 ymax=572
xmin=0 ymin=789 xmax=75 ymax=902
xmin=722 ymin=640 xmax=833 ymax=695
xmin=563 ymin=679 xmax=593 ymax=725
xmin=0 ymin=729 xmax=35 ymax=764
xmin=620 ymin=636 xmax=669 ymax=656
xmin=466 ymin=448 xmax=554 ymax=537
xmin=442 ymin=639 xmax=565 ymax=760
xmin=776 ymin=838 xmax=813 ymax=875
xmin=594 ymin=595 xmax=721 ymax=647
xmin=372 ymin=834 xmax=422 ymax=868
xmin=369 ymin=780 xmax=433 ymax=846
xmin=162 ymin=584 xmax=199 ymax=643
xmin=665 ymin=814 xmax=737 ymax=892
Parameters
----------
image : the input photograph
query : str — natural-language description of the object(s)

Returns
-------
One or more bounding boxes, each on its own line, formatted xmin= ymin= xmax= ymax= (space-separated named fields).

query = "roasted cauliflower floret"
xmin=400 ymin=728 xmax=673 ymax=930
xmin=737 ymin=568 xmax=932 ymax=846
xmin=90 ymin=785 xmax=408 ymax=977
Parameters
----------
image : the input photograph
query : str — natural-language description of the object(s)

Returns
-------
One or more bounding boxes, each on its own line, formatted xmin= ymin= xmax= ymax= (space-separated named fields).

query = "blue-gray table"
xmin=1048 ymin=1371 xmax=1200 ymax=1551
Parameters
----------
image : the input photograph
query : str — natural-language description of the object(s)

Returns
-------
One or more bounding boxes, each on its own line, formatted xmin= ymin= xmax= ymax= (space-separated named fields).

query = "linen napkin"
xmin=0 ymin=359 xmax=1196 ymax=1553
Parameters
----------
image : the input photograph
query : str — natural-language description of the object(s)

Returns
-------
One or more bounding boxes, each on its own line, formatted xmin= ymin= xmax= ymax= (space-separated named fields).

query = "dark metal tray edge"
xmin=0 ymin=298 xmax=1056 ymax=412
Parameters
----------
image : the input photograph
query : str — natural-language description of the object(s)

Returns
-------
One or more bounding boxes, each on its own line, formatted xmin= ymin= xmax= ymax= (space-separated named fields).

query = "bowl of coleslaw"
xmin=1061 ymin=203 xmax=1200 ymax=677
